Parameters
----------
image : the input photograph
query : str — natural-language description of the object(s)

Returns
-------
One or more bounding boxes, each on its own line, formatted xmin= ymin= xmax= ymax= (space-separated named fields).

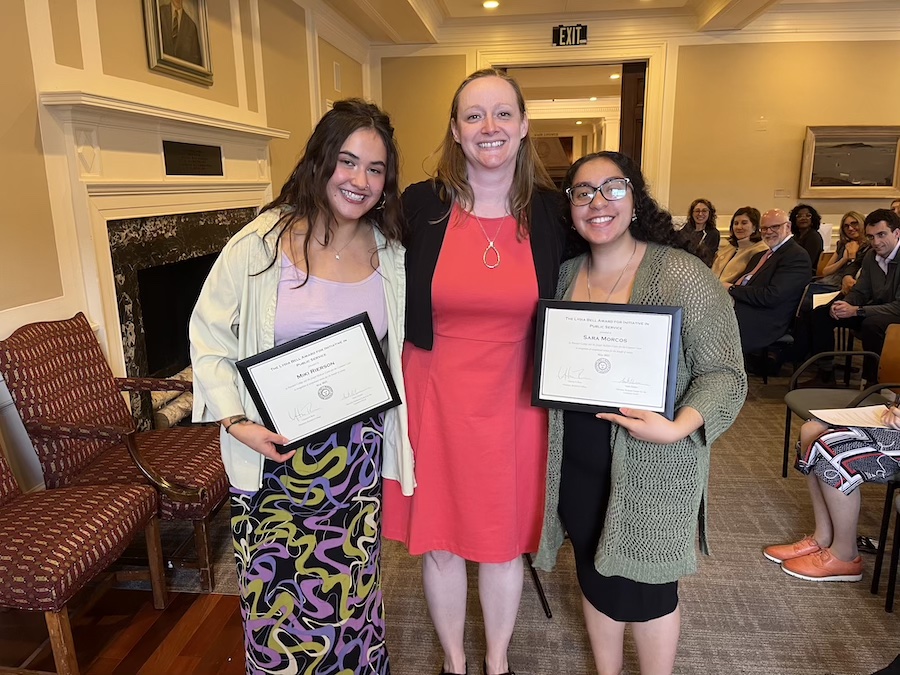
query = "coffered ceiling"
xmin=320 ymin=0 xmax=890 ymax=44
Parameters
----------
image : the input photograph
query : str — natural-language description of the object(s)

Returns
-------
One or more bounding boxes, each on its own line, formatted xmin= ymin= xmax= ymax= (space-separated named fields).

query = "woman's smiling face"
xmin=569 ymin=157 xmax=634 ymax=248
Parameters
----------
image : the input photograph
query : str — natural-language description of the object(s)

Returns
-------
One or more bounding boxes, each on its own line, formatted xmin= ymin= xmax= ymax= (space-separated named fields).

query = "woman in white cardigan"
xmin=190 ymin=99 xmax=411 ymax=675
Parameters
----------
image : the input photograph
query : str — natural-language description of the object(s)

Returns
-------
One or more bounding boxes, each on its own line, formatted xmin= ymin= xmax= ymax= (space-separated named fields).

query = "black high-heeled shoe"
xmin=483 ymin=659 xmax=514 ymax=675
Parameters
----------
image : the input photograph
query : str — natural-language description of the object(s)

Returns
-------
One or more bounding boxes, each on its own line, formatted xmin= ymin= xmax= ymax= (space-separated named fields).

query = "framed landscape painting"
xmin=799 ymin=126 xmax=900 ymax=199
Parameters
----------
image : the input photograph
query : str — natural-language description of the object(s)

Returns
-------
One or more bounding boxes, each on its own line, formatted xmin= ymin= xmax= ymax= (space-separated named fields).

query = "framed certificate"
xmin=237 ymin=313 xmax=401 ymax=452
xmin=532 ymin=300 xmax=682 ymax=420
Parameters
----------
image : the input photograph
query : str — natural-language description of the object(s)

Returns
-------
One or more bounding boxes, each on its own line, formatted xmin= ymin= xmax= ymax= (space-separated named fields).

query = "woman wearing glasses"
xmin=683 ymin=198 xmax=719 ymax=267
xmin=534 ymin=152 xmax=746 ymax=675
xmin=818 ymin=210 xmax=868 ymax=288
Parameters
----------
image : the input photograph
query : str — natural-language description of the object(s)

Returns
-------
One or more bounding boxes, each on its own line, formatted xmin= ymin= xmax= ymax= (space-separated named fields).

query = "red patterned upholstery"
xmin=72 ymin=426 xmax=227 ymax=520
xmin=0 ymin=313 xmax=227 ymax=591
xmin=0 ymin=313 xmax=134 ymax=489
xmin=0 ymin=484 xmax=157 ymax=611
xmin=0 ymin=453 xmax=19 ymax=509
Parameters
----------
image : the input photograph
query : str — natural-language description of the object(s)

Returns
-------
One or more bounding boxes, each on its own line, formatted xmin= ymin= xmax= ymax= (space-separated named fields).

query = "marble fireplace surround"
xmin=40 ymin=92 xmax=288 ymax=383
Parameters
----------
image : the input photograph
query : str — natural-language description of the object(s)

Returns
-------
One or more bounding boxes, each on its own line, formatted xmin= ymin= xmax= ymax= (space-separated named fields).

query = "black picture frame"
xmin=532 ymin=299 xmax=682 ymax=420
xmin=236 ymin=313 xmax=401 ymax=453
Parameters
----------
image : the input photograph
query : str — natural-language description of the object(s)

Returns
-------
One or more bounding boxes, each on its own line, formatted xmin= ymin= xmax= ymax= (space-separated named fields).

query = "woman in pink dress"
xmin=382 ymin=69 xmax=565 ymax=675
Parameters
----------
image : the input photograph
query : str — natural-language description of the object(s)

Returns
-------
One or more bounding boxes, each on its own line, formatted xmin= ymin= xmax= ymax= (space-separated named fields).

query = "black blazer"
xmin=728 ymin=238 xmax=811 ymax=352
xmin=403 ymin=180 xmax=566 ymax=350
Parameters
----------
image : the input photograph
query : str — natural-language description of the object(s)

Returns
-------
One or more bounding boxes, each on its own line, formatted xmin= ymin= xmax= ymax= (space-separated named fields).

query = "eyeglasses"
xmin=566 ymin=177 xmax=631 ymax=206
xmin=759 ymin=221 xmax=790 ymax=233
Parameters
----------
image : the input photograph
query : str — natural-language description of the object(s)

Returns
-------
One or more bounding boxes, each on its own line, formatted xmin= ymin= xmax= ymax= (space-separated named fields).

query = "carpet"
xmin=136 ymin=375 xmax=900 ymax=674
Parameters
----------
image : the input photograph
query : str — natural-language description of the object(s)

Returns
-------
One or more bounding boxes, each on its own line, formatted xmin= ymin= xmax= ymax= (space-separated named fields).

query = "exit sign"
xmin=553 ymin=24 xmax=587 ymax=46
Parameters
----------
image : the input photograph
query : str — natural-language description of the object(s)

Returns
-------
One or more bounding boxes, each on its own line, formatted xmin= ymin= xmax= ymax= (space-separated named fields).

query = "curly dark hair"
xmin=256 ymin=98 xmax=403 ymax=280
xmin=727 ymin=206 xmax=762 ymax=247
xmin=789 ymin=203 xmax=821 ymax=237
xmin=563 ymin=151 xmax=691 ymax=256
xmin=687 ymin=198 xmax=718 ymax=234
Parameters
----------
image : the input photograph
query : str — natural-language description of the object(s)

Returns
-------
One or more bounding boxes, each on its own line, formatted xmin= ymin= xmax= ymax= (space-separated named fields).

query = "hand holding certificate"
xmin=237 ymin=313 xmax=401 ymax=453
xmin=532 ymin=300 xmax=682 ymax=420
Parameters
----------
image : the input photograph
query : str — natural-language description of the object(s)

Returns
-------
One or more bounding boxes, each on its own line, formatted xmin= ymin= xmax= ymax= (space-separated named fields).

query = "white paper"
xmin=809 ymin=404 xmax=890 ymax=429
xmin=246 ymin=323 xmax=393 ymax=442
xmin=812 ymin=291 xmax=840 ymax=309
xmin=538 ymin=307 xmax=673 ymax=412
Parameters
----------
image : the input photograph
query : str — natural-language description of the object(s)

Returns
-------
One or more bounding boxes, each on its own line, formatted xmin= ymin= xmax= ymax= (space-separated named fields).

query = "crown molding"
xmin=305 ymin=0 xmax=372 ymax=64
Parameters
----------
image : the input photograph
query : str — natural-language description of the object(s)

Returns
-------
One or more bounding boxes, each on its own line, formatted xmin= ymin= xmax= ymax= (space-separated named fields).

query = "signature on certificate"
xmin=342 ymin=386 xmax=371 ymax=400
xmin=288 ymin=403 xmax=315 ymax=422
xmin=615 ymin=377 xmax=649 ymax=393
xmin=557 ymin=366 xmax=589 ymax=383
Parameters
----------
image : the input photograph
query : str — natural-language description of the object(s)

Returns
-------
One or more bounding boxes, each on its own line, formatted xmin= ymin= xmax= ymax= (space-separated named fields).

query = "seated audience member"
xmin=725 ymin=208 xmax=811 ymax=353
xmin=818 ymin=210 xmax=868 ymax=289
xmin=684 ymin=198 xmax=720 ymax=267
xmin=763 ymin=406 xmax=900 ymax=582
xmin=712 ymin=206 xmax=768 ymax=284
xmin=891 ymin=198 xmax=900 ymax=217
xmin=803 ymin=208 xmax=900 ymax=385
xmin=790 ymin=203 xmax=824 ymax=274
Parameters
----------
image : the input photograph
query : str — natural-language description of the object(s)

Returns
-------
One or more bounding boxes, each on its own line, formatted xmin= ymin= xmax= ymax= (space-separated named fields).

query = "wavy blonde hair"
xmin=433 ymin=68 xmax=554 ymax=235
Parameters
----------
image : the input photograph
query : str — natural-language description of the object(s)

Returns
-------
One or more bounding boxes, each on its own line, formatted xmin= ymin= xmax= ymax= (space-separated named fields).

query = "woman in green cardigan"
xmin=534 ymin=152 xmax=746 ymax=675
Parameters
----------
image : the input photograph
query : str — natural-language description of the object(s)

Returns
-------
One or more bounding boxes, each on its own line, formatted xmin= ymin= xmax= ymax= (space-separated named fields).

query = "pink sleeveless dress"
xmin=383 ymin=207 xmax=548 ymax=563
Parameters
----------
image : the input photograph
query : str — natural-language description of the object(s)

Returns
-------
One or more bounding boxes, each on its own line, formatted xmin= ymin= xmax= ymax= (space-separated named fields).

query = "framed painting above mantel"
xmin=799 ymin=126 xmax=900 ymax=199
xmin=143 ymin=0 xmax=213 ymax=86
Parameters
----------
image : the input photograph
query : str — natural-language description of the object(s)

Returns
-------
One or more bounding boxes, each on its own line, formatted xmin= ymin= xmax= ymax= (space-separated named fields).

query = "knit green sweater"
xmin=534 ymin=243 xmax=747 ymax=584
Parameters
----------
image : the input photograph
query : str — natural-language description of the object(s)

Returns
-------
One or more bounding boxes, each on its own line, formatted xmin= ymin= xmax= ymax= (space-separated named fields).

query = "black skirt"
xmin=558 ymin=410 xmax=678 ymax=623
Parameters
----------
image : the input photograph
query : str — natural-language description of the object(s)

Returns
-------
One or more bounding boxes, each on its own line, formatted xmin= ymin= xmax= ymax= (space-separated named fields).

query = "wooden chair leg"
xmin=886 ymin=504 xmax=900 ymax=612
xmin=194 ymin=518 xmax=214 ymax=593
xmin=145 ymin=516 xmax=169 ymax=610
xmin=45 ymin=606 xmax=79 ymax=675
xmin=872 ymin=481 xmax=899 ymax=595
xmin=782 ymin=408 xmax=793 ymax=478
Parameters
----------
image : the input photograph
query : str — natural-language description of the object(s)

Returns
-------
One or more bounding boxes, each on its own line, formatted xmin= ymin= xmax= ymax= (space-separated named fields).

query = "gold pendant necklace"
xmin=313 ymin=226 xmax=362 ymax=261
xmin=472 ymin=212 xmax=503 ymax=269
xmin=586 ymin=241 xmax=638 ymax=302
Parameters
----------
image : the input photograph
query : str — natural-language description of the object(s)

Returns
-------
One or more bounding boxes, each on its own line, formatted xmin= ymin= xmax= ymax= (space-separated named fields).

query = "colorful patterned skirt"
xmin=797 ymin=425 xmax=900 ymax=494
xmin=230 ymin=414 xmax=390 ymax=675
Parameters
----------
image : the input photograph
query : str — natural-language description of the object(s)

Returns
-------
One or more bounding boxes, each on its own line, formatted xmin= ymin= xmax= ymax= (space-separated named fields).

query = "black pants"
xmin=810 ymin=305 xmax=900 ymax=381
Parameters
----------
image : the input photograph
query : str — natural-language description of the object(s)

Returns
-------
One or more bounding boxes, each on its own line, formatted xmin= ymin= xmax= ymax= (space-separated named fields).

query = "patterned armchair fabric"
xmin=0 ymin=449 xmax=166 ymax=675
xmin=0 ymin=313 xmax=227 ymax=591
xmin=0 ymin=313 xmax=134 ymax=488
xmin=0 ymin=481 xmax=157 ymax=611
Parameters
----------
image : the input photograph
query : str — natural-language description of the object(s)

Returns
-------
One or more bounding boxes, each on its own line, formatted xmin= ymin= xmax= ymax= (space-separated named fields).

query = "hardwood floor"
xmin=0 ymin=590 xmax=245 ymax=674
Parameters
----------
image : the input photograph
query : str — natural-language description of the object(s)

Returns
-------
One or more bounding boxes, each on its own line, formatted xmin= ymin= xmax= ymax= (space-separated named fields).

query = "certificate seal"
xmin=594 ymin=357 xmax=612 ymax=374
xmin=318 ymin=385 xmax=334 ymax=400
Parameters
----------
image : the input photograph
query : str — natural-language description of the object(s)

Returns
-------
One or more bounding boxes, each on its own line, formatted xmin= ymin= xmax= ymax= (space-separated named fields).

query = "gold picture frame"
xmin=799 ymin=126 xmax=900 ymax=199
xmin=143 ymin=0 xmax=213 ymax=86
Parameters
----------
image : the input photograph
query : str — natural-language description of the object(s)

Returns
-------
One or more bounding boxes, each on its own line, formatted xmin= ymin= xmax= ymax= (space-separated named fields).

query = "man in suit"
xmin=725 ymin=208 xmax=812 ymax=354
xmin=802 ymin=208 xmax=900 ymax=384
xmin=159 ymin=0 xmax=202 ymax=66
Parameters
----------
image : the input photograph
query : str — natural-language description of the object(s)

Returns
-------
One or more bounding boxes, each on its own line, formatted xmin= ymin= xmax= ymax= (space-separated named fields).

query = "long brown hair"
xmin=258 ymin=99 xmax=403 ymax=280
xmin=433 ymin=68 xmax=554 ymax=235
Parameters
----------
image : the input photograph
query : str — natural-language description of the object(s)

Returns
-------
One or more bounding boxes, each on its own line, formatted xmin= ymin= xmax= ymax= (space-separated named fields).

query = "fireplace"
xmin=108 ymin=207 xmax=255 ymax=426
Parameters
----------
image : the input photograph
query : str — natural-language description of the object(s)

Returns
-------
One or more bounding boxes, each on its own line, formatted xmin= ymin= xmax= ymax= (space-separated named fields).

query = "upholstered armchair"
xmin=0 ymin=451 xmax=166 ymax=674
xmin=0 ymin=312 xmax=228 ymax=591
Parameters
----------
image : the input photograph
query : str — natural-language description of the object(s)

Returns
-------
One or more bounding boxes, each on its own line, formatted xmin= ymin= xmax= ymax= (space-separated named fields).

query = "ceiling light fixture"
xmin=610 ymin=73 xmax=621 ymax=80
xmin=589 ymin=96 xmax=598 ymax=101
xmin=483 ymin=1 xmax=499 ymax=8
xmin=575 ymin=121 xmax=583 ymax=125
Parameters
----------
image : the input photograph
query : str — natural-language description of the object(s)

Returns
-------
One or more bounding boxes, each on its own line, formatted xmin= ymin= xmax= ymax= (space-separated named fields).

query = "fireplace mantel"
xmin=41 ymin=91 xmax=289 ymax=141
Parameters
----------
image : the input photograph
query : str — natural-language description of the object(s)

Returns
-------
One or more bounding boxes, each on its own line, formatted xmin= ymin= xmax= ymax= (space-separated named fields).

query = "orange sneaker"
xmin=763 ymin=536 xmax=820 ymax=563
xmin=781 ymin=549 xmax=863 ymax=582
